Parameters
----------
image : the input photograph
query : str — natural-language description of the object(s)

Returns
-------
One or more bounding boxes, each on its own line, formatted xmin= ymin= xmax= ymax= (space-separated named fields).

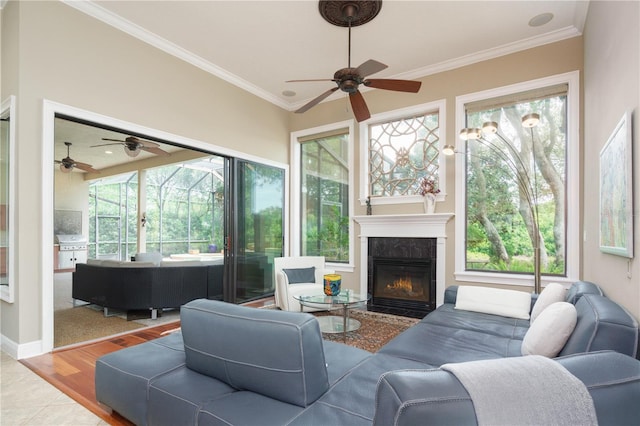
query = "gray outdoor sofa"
xmin=73 ymin=259 xmax=224 ymax=319
xmin=95 ymin=281 xmax=640 ymax=425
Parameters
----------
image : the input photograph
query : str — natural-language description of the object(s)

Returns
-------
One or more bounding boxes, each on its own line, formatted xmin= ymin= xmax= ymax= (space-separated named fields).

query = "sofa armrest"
xmin=560 ymin=294 xmax=638 ymax=358
xmin=443 ymin=285 xmax=459 ymax=304
xmin=375 ymin=368 xmax=476 ymax=426
xmin=274 ymin=270 xmax=290 ymax=310
xmin=374 ymin=351 xmax=640 ymax=426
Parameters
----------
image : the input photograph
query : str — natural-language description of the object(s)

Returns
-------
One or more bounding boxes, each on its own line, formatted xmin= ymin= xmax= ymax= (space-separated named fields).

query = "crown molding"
xmin=61 ymin=0 xmax=291 ymax=110
xmin=62 ymin=1 xmax=582 ymax=113
xmin=394 ymin=26 xmax=583 ymax=82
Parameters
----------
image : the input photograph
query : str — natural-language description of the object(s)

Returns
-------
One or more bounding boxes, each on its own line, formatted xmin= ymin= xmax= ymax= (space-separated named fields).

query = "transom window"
xmin=369 ymin=113 xmax=439 ymax=196
xmin=360 ymin=101 xmax=446 ymax=205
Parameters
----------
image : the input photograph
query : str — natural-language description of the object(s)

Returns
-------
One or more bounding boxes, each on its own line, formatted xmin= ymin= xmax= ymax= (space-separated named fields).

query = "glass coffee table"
xmin=294 ymin=291 xmax=371 ymax=342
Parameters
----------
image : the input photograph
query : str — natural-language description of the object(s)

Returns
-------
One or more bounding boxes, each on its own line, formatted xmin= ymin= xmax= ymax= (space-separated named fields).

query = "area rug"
xmin=54 ymin=306 xmax=146 ymax=348
xmin=315 ymin=309 xmax=419 ymax=352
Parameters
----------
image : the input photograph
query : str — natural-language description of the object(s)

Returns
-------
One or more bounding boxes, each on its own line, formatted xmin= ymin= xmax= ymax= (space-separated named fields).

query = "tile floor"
xmin=1 ymin=351 xmax=106 ymax=426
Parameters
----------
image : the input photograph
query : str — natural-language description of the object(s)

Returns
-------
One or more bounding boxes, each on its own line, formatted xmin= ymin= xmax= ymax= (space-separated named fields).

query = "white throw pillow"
xmin=455 ymin=286 xmax=531 ymax=320
xmin=530 ymin=283 xmax=568 ymax=323
xmin=521 ymin=302 xmax=577 ymax=357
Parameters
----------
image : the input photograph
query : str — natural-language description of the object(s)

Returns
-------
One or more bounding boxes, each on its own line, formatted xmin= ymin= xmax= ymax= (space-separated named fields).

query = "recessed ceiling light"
xmin=529 ymin=12 xmax=554 ymax=27
xmin=105 ymin=150 xmax=113 ymax=154
xmin=282 ymin=90 xmax=296 ymax=97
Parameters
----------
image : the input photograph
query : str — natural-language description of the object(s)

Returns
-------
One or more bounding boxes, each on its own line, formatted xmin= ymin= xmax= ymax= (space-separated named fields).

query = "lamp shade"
xmin=460 ymin=128 xmax=481 ymax=140
xmin=522 ymin=113 xmax=540 ymax=128
xmin=59 ymin=163 xmax=72 ymax=173
xmin=482 ymin=121 xmax=498 ymax=135
xmin=442 ymin=145 xmax=456 ymax=156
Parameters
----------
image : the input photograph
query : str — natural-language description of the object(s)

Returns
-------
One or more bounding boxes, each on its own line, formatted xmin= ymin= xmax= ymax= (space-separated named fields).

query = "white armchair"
xmin=273 ymin=256 xmax=333 ymax=312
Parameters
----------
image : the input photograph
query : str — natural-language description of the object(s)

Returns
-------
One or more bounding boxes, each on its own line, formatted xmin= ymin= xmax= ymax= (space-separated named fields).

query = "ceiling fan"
xmin=287 ymin=1 xmax=421 ymax=122
xmin=55 ymin=142 xmax=99 ymax=174
xmin=92 ymin=136 xmax=170 ymax=158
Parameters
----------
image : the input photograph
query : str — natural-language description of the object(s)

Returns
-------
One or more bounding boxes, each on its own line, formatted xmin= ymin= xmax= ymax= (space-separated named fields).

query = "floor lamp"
xmin=443 ymin=113 xmax=543 ymax=294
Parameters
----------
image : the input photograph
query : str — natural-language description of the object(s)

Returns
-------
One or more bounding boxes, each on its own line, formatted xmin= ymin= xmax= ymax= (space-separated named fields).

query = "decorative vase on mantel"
xmin=423 ymin=193 xmax=436 ymax=214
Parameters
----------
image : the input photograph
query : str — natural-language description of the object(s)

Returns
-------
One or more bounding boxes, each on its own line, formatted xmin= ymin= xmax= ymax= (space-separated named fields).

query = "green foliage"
xmin=301 ymin=137 xmax=350 ymax=262
xmin=465 ymin=94 xmax=568 ymax=277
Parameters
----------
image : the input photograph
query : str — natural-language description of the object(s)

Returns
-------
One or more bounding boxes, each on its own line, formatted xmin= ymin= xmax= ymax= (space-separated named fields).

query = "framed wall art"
xmin=599 ymin=110 xmax=634 ymax=258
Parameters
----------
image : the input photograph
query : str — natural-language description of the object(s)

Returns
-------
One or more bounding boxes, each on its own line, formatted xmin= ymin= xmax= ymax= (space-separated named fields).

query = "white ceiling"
xmin=55 ymin=0 xmax=589 ymax=172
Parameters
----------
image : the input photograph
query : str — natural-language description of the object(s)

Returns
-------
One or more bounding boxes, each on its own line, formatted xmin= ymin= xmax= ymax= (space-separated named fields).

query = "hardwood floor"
xmin=21 ymin=322 xmax=180 ymax=425
xmin=20 ymin=298 xmax=274 ymax=425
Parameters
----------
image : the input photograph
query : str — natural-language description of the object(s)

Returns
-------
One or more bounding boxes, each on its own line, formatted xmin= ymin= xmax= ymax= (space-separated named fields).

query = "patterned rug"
xmin=314 ymin=309 xmax=419 ymax=352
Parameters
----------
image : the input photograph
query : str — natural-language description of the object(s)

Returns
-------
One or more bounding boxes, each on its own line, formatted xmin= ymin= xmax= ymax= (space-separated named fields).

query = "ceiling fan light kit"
xmin=289 ymin=1 xmax=421 ymax=122
xmin=125 ymin=145 xmax=141 ymax=157
xmin=92 ymin=136 xmax=170 ymax=158
xmin=55 ymin=141 xmax=99 ymax=174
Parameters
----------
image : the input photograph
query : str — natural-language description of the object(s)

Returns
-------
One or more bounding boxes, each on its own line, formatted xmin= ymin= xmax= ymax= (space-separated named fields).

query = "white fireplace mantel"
xmin=353 ymin=213 xmax=454 ymax=307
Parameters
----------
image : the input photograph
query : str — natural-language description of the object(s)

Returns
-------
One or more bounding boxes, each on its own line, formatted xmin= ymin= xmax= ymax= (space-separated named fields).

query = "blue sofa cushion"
xmin=378 ymin=305 xmax=526 ymax=366
xmin=180 ymin=299 xmax=330 ymax=407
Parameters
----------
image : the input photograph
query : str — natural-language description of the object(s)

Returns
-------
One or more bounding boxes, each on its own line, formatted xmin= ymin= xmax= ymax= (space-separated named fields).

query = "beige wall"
xmin=1 ymin=1 xmax=290 ymax=349
xmin=54 ymin=171 xmax=90 ymax=238
xmin=582 ymin=1 xmax=639 ymax=319
xmin=3 ymin=1 xmax=637 ymax=353
xmin=290 ymin=37 xmax=584 ymax=297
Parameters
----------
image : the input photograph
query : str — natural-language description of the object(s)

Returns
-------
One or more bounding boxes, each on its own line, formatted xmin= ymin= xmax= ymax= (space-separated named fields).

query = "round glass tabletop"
xmin=294 ymin=291 xmax=370 ymax=307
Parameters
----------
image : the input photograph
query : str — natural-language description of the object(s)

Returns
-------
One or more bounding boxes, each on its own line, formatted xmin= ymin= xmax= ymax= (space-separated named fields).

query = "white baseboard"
xmin=1 ymin=334 xmax=44 ymax=359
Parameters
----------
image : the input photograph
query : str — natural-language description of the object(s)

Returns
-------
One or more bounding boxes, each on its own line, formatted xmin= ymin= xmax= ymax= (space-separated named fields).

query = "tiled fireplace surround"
xmin=353 ymin=214 xmax=454 ymax=314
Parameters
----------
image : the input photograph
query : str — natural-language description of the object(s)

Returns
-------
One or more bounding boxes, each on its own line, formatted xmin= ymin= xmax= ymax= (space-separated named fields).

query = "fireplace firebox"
xmin=368 ymin=237 xmax=436 ymax=318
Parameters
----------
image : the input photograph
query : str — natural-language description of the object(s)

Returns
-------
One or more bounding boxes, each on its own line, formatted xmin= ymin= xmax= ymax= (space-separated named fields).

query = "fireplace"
xmin=354 ymin=213 xmax=453 ymax=313
xmin=368 ymin=237 xmax=436 ymax=318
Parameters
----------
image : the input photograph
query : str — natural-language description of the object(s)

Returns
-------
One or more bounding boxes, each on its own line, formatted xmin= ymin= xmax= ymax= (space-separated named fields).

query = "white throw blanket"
xmin=441 ymin=356 xmax=598 ymax=426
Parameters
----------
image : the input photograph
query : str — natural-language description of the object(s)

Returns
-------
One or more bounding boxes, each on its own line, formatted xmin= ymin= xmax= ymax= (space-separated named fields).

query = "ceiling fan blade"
xmin=295 ymin=87 xmax=339 ymax=114
xmin=91 ymin=142 xmax=123 ymax=148
xmin=74 ymin=161 xmax=100 ymax=173
xmin=101 ymin=138 xmax=126 ymax=143
xmin=54 ymin=160 xmax=62 ymax=164
xmin=364 ymin=79 xmax=422 ymax=93
xmin=356 ymin=59 xmax=388 ymax=78
xmin=286 ymin=79 xmax=335 ymax=83
xmin=127 ymin=136 xmax=160 ymax=148
xmin=349 ymin=90 xmax=371 ymax=122
xmin=141 ymin=146 xmax=170 ymax=156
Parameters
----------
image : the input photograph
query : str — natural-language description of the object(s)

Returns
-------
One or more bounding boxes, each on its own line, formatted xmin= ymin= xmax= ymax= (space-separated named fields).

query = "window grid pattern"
xmin=368 ymin=113 xmax=440 ymax=196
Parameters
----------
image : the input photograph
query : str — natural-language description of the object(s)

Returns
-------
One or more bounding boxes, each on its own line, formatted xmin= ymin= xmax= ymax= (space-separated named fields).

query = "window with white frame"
xmin=454 ymin=72 xmax=579 ymax=286
xmin=360 ymin=101 xmax=446 ymax=205
xmin=291 ymin=121 xmax=354 ymax=267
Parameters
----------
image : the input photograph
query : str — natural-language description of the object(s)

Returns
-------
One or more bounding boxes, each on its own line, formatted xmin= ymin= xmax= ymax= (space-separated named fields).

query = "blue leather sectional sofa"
xmin=95 ymin=281 xmax=640 ymax=425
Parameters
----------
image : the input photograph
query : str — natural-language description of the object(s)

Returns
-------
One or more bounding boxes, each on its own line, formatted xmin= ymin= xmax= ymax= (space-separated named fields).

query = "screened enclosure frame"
xmin=89 ymin=157 xmax=225 ymax=261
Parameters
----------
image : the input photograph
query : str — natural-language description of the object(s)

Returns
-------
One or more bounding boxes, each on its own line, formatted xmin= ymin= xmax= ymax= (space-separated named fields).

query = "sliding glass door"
xmin=230 ymin=160 xmax=285 ymax=303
